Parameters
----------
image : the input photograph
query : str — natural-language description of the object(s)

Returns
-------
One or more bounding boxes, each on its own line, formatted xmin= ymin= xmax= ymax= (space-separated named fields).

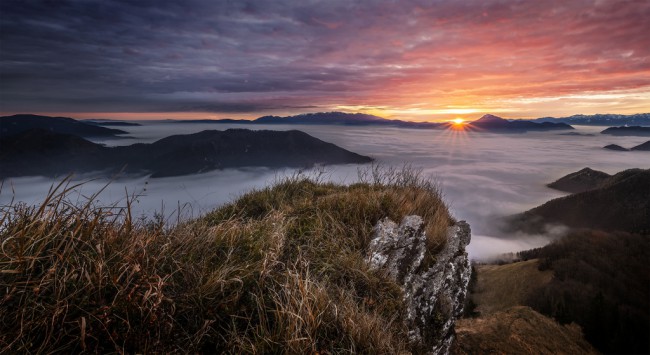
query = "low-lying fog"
xmin=2 ymin=122 xmax=649 ymax=260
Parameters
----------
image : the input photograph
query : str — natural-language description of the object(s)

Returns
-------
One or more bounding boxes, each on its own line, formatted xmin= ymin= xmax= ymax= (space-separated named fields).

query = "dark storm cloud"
xmin=1 ymin=0 xmax=649 ymax=116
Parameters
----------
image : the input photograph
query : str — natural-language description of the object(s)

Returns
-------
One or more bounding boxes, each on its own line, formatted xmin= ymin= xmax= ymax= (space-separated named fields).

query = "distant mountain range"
xmin=0 ymin=114 xmax=127 ymax=137
xmin=0 ymin=129 xmax=372 ymax=178
xmin=84 ymin=119 xmax=142 ymax=127
xmin=180 ymin=112 xmax=573 ymax=132
xmin=533 ymin=113 xmax=650 ymax=126
xmin=508 ymin=168 xmax=650 ymax=234
xmin=179 ymin=112 xmax=444 ymax=129
xmin=466 ymin=114 xmax=573 ymax=132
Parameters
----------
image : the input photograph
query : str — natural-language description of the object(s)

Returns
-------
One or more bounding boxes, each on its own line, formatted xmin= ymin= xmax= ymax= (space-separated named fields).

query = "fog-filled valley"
xmin=3 ymin=122 xmax=648 ymax=260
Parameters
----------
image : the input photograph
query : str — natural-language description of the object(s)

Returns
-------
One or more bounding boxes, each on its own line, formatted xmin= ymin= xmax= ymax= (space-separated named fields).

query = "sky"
xmin=1 ymin=0 xmax=649 ymax=122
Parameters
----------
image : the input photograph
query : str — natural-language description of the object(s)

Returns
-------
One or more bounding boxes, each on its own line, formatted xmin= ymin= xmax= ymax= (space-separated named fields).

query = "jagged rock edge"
xmin=368 ymin=216 xmax=471 ymax=355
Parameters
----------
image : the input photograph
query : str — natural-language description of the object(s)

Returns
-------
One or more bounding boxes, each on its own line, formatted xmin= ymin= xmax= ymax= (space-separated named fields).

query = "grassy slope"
xmin=521 ymin=230 xmax=650 ymax=354
xmin=0 ymin=169 xmax=452 ymax=354
xmin=454 ymin=260 xmax=597 ymax=355
xmin=470 ymin=259 xmax=552 ymax=315
xmin=454 ymin=306 xmax=597 ymax=355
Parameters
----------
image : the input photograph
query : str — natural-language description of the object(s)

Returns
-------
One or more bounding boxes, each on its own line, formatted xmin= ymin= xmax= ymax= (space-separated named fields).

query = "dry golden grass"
xmin=453 ymin=306 xmax=597 ymax=355
xmin=0 ymin=167 xmax=451 ymax=353
xmin=470 ymin=259 xmax=553 ymax=315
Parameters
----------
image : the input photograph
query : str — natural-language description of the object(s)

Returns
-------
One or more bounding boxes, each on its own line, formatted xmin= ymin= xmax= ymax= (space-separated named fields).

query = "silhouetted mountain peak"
xmin=547 ymin=167 xmax=611 ymax=193
xmin=468 ymin=114 xmax=573 ymax=132
xmin=475 ymin=114 xmax=507 ymax=123
xmin=601 ymin=126 xmax=650 ymax=136
xmin=631 ymin=141 xmax=650 ymax=151
xmin=603 ymin=144 xmax=629 ymax=151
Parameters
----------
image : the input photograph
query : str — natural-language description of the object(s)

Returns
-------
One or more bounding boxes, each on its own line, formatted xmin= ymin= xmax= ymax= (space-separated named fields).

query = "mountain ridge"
xmin=600 ymin=125 xmax=650 ymax=136
xmin=507 ymin=168 xmax=650 ymax=234
xmin=533 ymin=113 xmax=650 ymax=126
xmin=0 ymin=114 xmax=126 ymax=137
xmin=0 ymin=128 xmax=373 ymax=178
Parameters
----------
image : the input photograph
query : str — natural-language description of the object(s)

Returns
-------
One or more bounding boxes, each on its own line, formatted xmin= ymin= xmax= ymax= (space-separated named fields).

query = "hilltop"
xmin=467 ymin=114 xmax=573 ymax=132
xmin=0 ymin=129 xmax=372 ymax=178
xmin=508 ymin=168 xmax=650 ymax=234
xmin=603 ymin=140 xmax=650 ymax=151
xmin=546 ymin=167 xmax=611 ymax=193
xmin=0 ymin=170 xmax=472 ymax=354
xmin=0 ymin=114 xmax=126 ymax=137
xmin=601 ymin=125 xmax=650 ymax=136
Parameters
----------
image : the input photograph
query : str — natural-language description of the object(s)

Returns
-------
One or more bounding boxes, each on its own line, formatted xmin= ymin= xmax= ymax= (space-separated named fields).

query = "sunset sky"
xmin=1 ymin=0 xmax=649 ymax=122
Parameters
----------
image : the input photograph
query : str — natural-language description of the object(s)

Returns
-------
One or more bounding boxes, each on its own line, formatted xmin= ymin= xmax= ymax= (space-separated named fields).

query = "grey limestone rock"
xmin=368 ymin=216 xmax=472 ymax=355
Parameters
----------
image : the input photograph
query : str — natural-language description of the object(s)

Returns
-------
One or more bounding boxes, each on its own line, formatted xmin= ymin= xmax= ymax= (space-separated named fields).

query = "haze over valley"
xmin=3 ymin=117 xmax=648 ymax=260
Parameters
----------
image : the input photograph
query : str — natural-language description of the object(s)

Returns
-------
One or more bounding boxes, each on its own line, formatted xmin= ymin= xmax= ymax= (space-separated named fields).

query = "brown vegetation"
xmin=0 ymin=167 xmax=452 ymax=353
xmin=469 ymin=259 xmax=553 ymax=315
xmin=519 ymin=230 xmax=650 ymax=354
xmin=453 ymin=306 xmax=597 ymax=355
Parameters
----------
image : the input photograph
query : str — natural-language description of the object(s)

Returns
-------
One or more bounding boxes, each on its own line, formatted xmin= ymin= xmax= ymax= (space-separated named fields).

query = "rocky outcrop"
xmin=368 ymin=216 xmax=471 ymax=355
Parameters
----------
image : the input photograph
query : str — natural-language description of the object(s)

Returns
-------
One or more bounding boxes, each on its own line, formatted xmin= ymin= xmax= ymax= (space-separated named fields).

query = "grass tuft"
xmin=1 ymin=167 xmax=451 ymax=353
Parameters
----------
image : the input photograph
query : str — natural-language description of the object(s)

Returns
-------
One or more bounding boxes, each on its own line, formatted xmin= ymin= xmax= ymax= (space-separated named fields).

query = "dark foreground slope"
xmin=0 ymin=129 xmax=372 ymax=178
xmin=0 ymin=172 xmax=460 ymax=354
xmin=509 ymin=169 xmax=650 ymax=233
xmin=0 ymin=114 xmax=126 ymax=137
xmin=454 ymin=306 xmax=597 ymax=355
xmin=518 ymin=230 xmax=650 ymax=354
xmin=453 ymin=260 xmax=597 ymax=355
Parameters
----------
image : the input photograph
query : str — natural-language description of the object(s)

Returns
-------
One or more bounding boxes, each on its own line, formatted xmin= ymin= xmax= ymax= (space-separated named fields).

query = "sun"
xmin=453 ymin=118 xmax=465 ymax=125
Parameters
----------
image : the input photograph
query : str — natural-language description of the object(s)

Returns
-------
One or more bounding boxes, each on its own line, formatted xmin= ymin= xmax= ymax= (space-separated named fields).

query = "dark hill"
xmin=0 ymin=114 xmax=126 ymax=137
xmin=603 ymin=144 xmax=629 ymax=151
xmin=546 ymin=167 xmax=611 ymax=193
xmin=517 ymin=230 xmax=650 ymax=354
xmin=508 ymin=169 xmax=650 ymax=234
xmin=600 ymin=126 xmax=650 ymax=136
xmin=631 ymin=140 xmax=650 ymax=151
xmin=468 ymin=114 xmax=573 ymax=132
xmin=603 ymin=141 xmax=650 ymax=151
xmin=0 ymin=129 xmax=108 ymax=178
xmin=0 ymin=129 xmax=373 ymax=179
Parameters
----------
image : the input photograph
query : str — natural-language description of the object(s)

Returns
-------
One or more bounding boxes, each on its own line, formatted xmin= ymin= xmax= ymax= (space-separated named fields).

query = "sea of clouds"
xmin=2 ymin=122 xmax=649 ymax=260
